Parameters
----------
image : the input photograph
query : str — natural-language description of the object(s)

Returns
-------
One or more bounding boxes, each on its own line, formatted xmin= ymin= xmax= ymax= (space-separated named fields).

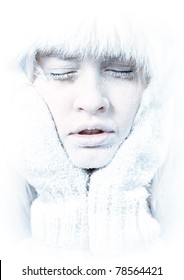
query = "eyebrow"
xmin=99 ymin=55 xmax=136 ymax=65
xmin=36 ymin=49 xmax=136 ymax=66
xmin=37 ymin=49 xmax=81 ymax=61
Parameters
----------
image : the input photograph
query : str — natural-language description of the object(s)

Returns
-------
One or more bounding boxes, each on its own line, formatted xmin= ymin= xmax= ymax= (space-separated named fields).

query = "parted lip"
xmin=69 ymin=123 xmax=115 ymax=135
xmin=68 ymin=123 xmax=116 ymax=147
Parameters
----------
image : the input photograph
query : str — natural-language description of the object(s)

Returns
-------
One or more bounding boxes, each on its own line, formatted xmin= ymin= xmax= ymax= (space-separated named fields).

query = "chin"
xmin=67 ymin=147 xmax=116 ymax=169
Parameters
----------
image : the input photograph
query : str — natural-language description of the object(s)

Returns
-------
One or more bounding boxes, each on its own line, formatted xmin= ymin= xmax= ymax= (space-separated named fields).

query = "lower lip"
xmin=69 ymin=132 xmax=115 ymax=147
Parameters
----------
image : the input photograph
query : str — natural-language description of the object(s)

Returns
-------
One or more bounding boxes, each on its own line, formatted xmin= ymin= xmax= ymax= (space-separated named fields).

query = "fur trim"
xmin=6 ymin=2 xmax=178 ymax=253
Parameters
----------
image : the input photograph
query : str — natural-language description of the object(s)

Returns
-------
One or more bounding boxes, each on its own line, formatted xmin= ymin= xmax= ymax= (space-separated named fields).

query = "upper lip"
xmin=69 ymin=123 xmax=115 ymax=135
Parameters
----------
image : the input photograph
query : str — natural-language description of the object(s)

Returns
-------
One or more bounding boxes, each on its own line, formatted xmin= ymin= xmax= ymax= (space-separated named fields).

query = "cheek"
xmin=110 ymin=84 xmax=142 ymax=132
xmin=34 ymin=78 xmax=72 ymax=116
xmin=111 ymin=86 xmax=142 ymax=116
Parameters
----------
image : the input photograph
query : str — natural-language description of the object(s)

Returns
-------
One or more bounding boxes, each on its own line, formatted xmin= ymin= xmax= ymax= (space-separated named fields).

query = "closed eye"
xmin=46 ymin=71 xmax=77 ymax=81
xmin=104 ymin=69 xmax=135 ymax=79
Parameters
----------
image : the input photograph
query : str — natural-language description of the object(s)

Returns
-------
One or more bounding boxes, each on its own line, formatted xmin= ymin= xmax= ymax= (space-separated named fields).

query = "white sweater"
xmin=12 ymin=84 xmax=172 ymax=255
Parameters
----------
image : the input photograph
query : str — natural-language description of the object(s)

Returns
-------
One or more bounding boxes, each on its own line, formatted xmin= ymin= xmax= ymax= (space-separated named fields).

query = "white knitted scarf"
xmin=12 ymin=83 xmax=172 ymax=255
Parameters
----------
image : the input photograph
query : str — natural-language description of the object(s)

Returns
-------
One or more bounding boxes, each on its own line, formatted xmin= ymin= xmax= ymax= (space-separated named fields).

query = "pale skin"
xmin=34 ymin=54 xmax=144 ymax=169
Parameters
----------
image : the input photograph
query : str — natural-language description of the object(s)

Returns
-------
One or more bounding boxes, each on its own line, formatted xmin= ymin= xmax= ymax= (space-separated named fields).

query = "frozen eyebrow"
xmin=36 ymin=49 xmax=82 ymax=62
xmin=99 ymin=55 xmax=136 ymax=66
xmin=34 ymin=51 xmax=80 ymax=79
xmin=50 ymin=54 xmax=80 ymax=62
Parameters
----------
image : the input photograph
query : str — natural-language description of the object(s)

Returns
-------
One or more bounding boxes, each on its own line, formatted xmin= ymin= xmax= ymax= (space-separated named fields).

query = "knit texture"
xmin=88 ymin=87 xmax=172 ymax=254
xmin=13 ymin=85 xmax=89 ymax=249
xmin=12 ymin=84 xmax=172 ymax=254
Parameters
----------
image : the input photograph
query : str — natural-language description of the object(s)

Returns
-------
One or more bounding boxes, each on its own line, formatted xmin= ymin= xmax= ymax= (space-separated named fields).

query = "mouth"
xmin=78 ymin=129 xmax=106 ymax=135
xmin=69 ymin=125 xmax=115 ymax=147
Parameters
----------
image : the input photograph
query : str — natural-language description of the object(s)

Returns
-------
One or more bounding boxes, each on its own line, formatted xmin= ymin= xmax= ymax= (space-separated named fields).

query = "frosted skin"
xmin=34 ymin=57 xmax=143 ymax=169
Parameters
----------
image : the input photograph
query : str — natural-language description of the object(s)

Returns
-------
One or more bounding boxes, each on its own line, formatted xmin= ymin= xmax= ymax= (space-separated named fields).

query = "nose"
xmin=73 ymin=77 xmax=110 ymax=115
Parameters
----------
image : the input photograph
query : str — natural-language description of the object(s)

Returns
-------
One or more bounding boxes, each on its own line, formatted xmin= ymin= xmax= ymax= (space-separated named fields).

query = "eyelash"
xmin=46 ymin=71 xmax=77 ymax=81
xmin=45 ymin=69 xmax=135 ymax=82
xmin=105 ymin=69 xmax=135 ymax=79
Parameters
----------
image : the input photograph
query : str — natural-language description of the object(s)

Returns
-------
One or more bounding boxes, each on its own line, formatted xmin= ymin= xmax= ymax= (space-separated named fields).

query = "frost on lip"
xmin=78 ymin=129 xmax=104 ymax=135
xmin=69 ymin=128 xmax=115 ymax=147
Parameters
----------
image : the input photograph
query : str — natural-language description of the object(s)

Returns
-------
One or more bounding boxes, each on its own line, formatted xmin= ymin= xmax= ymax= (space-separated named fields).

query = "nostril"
xmin=77 ymin=105 xmax=106 ymax=114
xmin=99 ymin=106 xmax=105 ymax=112
xmin=74 ymin=96 xmax=109 ymax=114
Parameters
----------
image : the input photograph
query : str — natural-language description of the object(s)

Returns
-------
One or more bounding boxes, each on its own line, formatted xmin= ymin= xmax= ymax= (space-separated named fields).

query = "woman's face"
xmin=34 ymin=55 xmax=144 ymax=168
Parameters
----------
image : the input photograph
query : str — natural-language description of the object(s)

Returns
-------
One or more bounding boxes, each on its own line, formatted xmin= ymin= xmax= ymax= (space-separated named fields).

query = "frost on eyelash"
xmin=46 ymin=72 xmax=75 ymax=81
xmin=115 ymin=72 xmax=135 ymax=79
xmin=106 ymin=70 xmax=135 ymax=79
